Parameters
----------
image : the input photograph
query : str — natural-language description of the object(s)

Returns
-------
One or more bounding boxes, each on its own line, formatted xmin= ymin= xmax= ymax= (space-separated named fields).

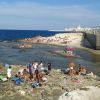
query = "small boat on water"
xmin=64 ymin=47 xmax=80 ymax=58
xmin=54 ymin=47 xmax=80 ymax=58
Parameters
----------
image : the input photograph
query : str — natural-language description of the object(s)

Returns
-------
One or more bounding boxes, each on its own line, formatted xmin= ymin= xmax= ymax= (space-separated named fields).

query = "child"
xmin=7 ymin=66 xmax=12 ymax=80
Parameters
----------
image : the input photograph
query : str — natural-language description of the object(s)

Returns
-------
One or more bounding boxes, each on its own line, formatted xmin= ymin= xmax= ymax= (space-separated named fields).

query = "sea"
xmin=0 ymin=30 xmax=65 ymax=41
xmin=0 ymin=30 xmax=100 ymax=76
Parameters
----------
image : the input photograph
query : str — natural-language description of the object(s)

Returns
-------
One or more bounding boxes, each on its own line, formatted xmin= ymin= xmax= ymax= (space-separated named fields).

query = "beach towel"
xmin=2 ymin=78 xmax=7 ymax=82
xmin=0 ymin=75 xmax=8 ymax=82
xmin=16 ymin=79 xmax=21 ymax=85
xmin=11 ymin=77 xmax=19 ymax=81
xmin=15 ymin=78 xmax=23 ymax=85
xmin=0 ymin=75 xmax=3 ymax=80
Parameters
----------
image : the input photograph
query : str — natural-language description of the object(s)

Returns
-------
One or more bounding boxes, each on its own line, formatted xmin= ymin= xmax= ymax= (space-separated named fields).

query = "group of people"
xmin=1 ymin=61 xmax=91 ymax=86
xmin=69 ymin=61 xmax=88 ymax=77
xmin=6 ymin=61 xmax=52 ymax=85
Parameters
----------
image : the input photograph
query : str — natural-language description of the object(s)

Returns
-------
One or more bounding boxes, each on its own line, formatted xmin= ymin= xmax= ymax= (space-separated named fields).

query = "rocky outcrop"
xmin=59 ymin=86 xmax=100 ymax=100
xmin=20 ymin=33 xmax=84 ymax=47
xmin=0 ymin=67 xmax=100 ymax=100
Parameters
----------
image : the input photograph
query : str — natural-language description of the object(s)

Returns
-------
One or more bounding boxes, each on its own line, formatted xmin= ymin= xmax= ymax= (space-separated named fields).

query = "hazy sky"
xmin=0 ymin=0 xmax=100 ymax=30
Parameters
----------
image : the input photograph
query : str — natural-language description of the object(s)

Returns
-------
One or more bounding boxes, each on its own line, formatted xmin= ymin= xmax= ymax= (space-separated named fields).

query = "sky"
xmin=0 ymin=0 xmax=100 ymax=30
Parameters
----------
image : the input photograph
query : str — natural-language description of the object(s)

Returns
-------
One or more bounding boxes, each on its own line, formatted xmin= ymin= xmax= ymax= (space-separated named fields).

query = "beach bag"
xmin=2 ymin=78 xmax=8 ymax=82
xmin=0 ymin=75 xmax=7 ymax=82
xmin=31 ymin=82 xmax=40 ymax=88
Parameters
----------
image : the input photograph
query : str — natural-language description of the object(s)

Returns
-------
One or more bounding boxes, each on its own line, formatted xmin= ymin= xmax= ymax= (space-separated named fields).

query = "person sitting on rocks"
xmin=38 ymin=72 xmax=43 ymax=82
xmin=23 ymin=68 xmax=28 ymax=75
xmin=69 ymin=69 xmax=76 ymax=77
xmin=77 ymin=64 xmax=87 ymax=76
xmin=69 ymin=61 xmax=75 ymax=77
xmin=16 ymin=72 xmax=22 ymax=79
xmin=81 ymin=67 xmax=87 ymax=76
xmin=22 ymin=68 xmax=30 ymax=81
xmin=29 ymin=74 xmax=34 ymax=82
xmin=17 ymin=68 xmax=24 ymax=76
xmin=76 ymin=64 xmax=83 ymax=75
xmin=43 ymin=62 xmax=52 ymax=75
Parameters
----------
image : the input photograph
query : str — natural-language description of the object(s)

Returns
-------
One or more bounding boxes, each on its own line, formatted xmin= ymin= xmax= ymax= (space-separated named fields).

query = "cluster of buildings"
xmin=65 ymin=26 xmax=100 ymax=32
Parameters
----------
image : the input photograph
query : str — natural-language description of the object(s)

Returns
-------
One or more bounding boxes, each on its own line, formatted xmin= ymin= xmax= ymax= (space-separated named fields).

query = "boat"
xmin=64 ymin=47 xmax=80 ymax=58
xmin=54 ymin=47 xmax=80 ymax=58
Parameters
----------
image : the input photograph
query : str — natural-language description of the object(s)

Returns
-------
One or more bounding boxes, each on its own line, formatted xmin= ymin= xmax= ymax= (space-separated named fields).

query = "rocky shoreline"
xmin=0 ymin=33 xmax=100 ymax=100
xmin=0 ymin=65 xmax=100 ymax=100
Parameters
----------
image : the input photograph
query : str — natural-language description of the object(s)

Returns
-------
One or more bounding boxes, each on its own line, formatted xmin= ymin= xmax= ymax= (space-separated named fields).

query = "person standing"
xmin=28 ymin=63 xmax=32 ymax=76
xmin=47 ymin=62 xmax=52 ymax=71
xmin=69 ymin=61 xmax=75 ymax=77
xmin=38 ymin=61 xmax=43 ymax=71
xmin=35 ymin=66 xmax=39 ymax=83
xmin=7 ymin=66 xmax=12 ymax=79
xmin=34 ymin=62 xmax=38 ymax=70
